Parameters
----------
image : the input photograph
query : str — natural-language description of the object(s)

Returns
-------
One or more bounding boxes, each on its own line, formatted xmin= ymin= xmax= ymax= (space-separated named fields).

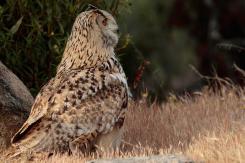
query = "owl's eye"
xmin=102 ymin=18 xmax=107 ymax=26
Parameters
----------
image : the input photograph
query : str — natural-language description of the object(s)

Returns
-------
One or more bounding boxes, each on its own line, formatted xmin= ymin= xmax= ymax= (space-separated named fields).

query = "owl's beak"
xmin=112 ymin=28 xmax=120 ymax=35
xmin=112 ymin=29 xmax=120 ymax=35
xmin=116 ymin=29 xmax=120 ymax=34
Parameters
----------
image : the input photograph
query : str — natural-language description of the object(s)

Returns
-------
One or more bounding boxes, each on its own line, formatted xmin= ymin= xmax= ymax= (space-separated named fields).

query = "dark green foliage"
xmin=0 ymin=0 xmax=130 ymax=95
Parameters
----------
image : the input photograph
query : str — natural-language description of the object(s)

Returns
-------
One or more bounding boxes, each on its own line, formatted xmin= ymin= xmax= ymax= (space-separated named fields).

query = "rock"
xmin=0 ymin=61 xmax=33 ymax=150
xmin=87 ymin=155 xmax=195 ymax=163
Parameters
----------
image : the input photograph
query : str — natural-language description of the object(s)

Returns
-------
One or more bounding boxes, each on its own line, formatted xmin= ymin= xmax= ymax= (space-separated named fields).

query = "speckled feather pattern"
xmin=10 ymin=9 xmax=129 ymax=155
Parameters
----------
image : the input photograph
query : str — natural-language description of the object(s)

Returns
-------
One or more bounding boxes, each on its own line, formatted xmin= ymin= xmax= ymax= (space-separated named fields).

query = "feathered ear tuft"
xmin=86 ymin=4 xmax=98 ymax=11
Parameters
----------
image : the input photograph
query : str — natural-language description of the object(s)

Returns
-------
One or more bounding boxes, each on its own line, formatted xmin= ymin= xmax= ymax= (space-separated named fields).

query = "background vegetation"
xmin=0 ymin=0 xmax=245 ymax=99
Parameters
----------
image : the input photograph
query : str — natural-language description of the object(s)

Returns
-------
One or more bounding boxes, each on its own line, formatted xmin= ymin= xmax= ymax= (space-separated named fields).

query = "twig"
xmin=189 ymin=65 xmax=232 ymax=86
xmin=217 ymin=42 xmax=245 ymax=54
xmin=234 ymin=64 xmax=245 ymax=77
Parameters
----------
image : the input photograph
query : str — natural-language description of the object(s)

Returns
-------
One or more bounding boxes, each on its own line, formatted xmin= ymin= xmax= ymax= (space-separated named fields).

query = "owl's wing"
xmin=11 ymin=69 xmax=128 ymax=144
xmin=11 ymin=78 xmax=57 ymax=143
xmin=67 ymin=72 xmax=128 ymax=151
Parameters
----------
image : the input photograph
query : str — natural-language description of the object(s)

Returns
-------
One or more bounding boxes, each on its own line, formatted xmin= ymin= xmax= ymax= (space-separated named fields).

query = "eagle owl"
xmin=11 ymin=8 xmax=129 ymax=156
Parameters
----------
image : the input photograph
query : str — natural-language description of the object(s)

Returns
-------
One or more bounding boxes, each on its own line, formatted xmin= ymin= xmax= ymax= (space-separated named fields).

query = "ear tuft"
xmin=86 ymin=4 xmax=98 ymax=11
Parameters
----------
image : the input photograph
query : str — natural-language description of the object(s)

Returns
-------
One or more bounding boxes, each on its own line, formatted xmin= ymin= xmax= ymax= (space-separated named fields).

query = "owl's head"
xmin=72 ymin=8 xmax=119 ymax=48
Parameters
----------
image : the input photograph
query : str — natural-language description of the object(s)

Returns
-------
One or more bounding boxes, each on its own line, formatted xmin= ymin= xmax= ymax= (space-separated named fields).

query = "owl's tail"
xmin=4 ymin=145 xmax=51 ymax=161
xmin=3 ymin=145 xmax=23 ymax=160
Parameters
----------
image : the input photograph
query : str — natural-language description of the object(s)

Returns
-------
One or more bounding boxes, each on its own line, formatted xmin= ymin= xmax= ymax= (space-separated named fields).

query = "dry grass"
xmin=124 ymin=86 xmax=245 ymax=163
xmin=1 ymin=86 xmax=244 ymax=162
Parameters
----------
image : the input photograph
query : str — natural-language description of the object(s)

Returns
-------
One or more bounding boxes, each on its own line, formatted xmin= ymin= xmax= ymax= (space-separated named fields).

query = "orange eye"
xmin=102 ymin=18 xmax=107 ymax=26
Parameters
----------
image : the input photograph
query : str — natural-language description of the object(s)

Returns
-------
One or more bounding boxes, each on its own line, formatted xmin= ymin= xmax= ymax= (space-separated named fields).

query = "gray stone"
xmin=87 ymin=155 xmax=195 ymax=163
xmin=0 ymin=61 xmax=33 ymax=150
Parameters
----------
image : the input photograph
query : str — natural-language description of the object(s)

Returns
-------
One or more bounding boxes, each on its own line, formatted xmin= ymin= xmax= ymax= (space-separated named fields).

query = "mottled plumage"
xmin=11 ymin=8 xmax=129 ymax=156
